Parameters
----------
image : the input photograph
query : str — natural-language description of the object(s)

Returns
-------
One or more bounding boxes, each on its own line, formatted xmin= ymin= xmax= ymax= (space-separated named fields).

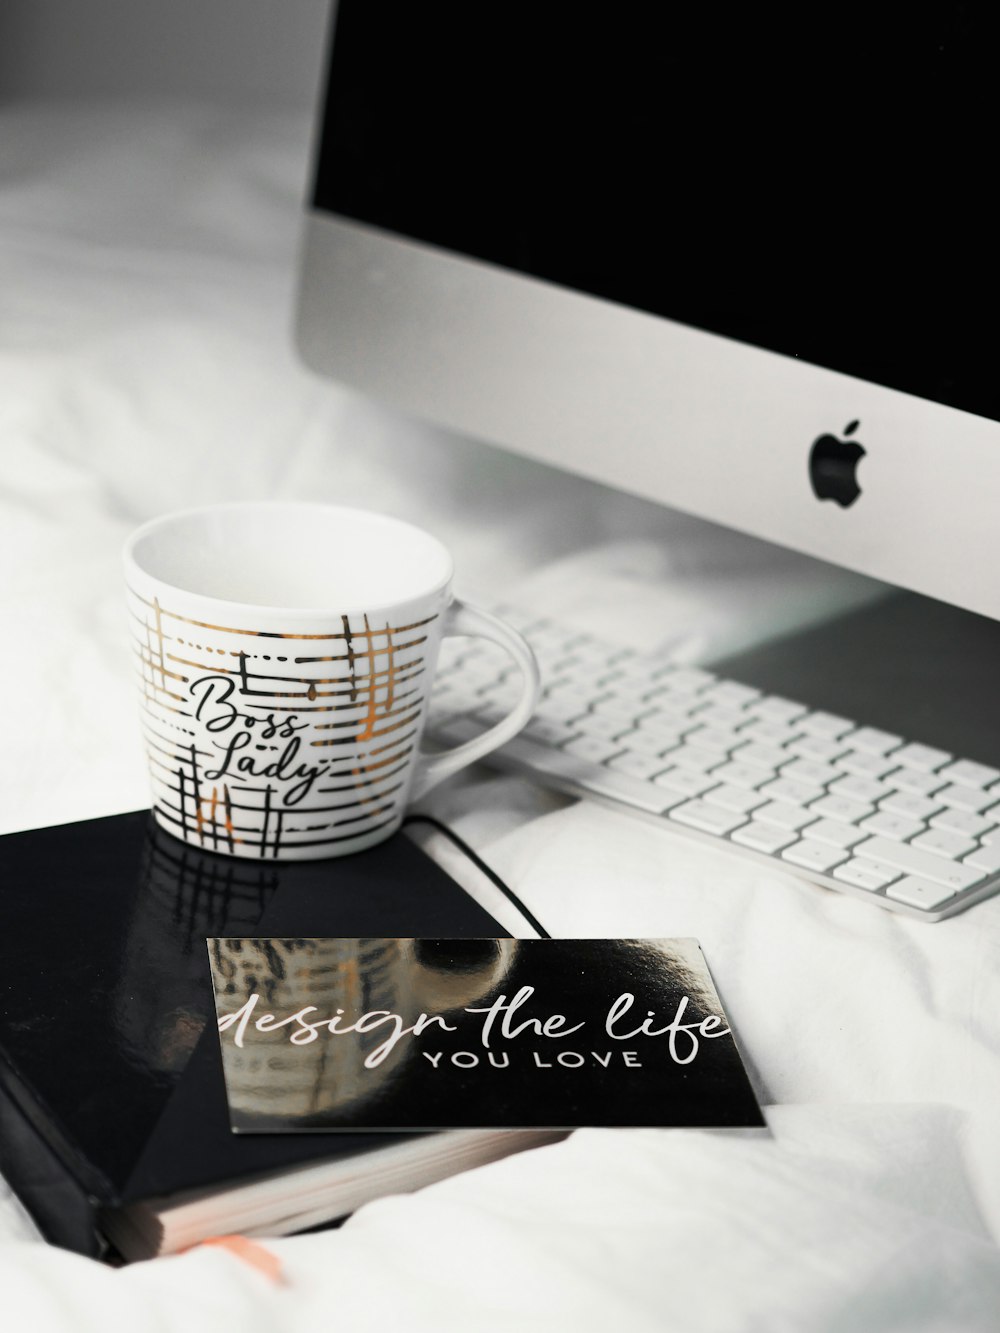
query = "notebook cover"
xmin=0 ymin=811 xmax=503 ymax=1256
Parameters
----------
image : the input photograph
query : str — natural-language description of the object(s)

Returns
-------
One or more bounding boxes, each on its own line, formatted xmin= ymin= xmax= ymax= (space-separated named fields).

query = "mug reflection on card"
xmin=115 ymin=823 xmax=277 ymax=1077
xmin=210 ymin=937 xmax=516 ymax=1124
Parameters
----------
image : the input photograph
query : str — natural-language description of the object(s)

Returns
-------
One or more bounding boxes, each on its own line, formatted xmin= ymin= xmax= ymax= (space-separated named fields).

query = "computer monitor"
xmin=296 ymin=3 xmax=997 ymax=622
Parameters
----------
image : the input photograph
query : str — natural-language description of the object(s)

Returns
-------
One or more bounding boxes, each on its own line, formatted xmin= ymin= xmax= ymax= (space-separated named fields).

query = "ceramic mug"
xmin=123 ymin=502 xmax=540 ymax=860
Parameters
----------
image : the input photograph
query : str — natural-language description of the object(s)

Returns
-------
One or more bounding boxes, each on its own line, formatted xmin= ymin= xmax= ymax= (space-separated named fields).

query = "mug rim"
xmin=123 ymin=500 xmax=455 ymax=621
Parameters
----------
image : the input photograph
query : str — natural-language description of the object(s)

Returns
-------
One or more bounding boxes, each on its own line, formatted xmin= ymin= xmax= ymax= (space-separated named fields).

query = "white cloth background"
xmin=1 ymin=103 xmax=998 ymax=1331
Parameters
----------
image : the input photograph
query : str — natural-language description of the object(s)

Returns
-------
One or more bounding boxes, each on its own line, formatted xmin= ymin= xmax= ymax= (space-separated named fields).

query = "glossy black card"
xmin=209 ymin=938 xmax=763 ymax=1131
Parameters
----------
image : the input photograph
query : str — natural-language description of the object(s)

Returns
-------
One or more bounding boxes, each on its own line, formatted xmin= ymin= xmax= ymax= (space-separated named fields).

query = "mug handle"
xmin=410 ymin=599 xmax=541 ymax=800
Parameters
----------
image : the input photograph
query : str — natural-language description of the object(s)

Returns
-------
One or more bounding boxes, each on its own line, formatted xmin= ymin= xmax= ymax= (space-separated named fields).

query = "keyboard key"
xmin=890 ymin=766 xmax=949 ymax=796
xmin=753 ymin=800 xmax=818 ymax=831
xmin=891 ymin=743 xmax=952 ymax=771
xmin=809 ymin=794 xmax=876 ymax=824
xmin=747 ymin=696 xmax=808 ymax=723
xmin=541 ymin=673 xmax=582 ymax=696
xmin=838 ymin=750 xmax=900 ymax=780
xmin=518 ymin=618 xmax=564 ymax=643
xmin=655 ymin=699 xmax=707 ymax=728
xmin=459 ymin=663 xmax=507 ymax=689
xmin=879 ymin=791 xmax=944 ymax=822
xmin=736 ymin=742 xmax=788 ymax=771
xmin=759 ymin=777 xmax=826 ymax=807
xmin=857 ymin=812 xmax=926 ymax=842
xmin=787 ymin=735 xmax=850 ymax=764
xmin=522 ymin=717 xmax=581 ymax=747
xmin=850 ymin=837 xmax=983 ymax=890
xmin=843 ymin=856 xmax=900 ymax=886
xmin=731 ymin=821 xmax=799 ymax=854
xmin=536 ymin=650 xmax=578 ymax=676
xmin=885 ymin=877 xmax=957 ymax=911
xmin=592 ymin=695 xmax=647 ymax=721
xmin=929 ymin=807 xmax=995 ymax=838
xmin=708 ymin=761 xmax=770 ymax=790
xmin=738 ymin=720 xmax=804 ymax=747
xmin=467 ymin=698 xmax=514 ymax=727
xmin=615 ymin=726 xmax=684 ymax=757
xmin=492 ymin=605 xmax=543 ymax=633
xmin=781 ymin=839 xmax=851 ymax=873
xmin=849 ymin=727 xmax=903 ymax=754
xmin=543 ymin=668 xmax=597 ymax=693
xmin=600 ymin=661 xmax=660 ymax=689
xmin=574 ymin=712 xmax=634 ymax=740
xmin=935 ymin=783 xmax=997 ymax=813
xmin=606 ymin=751 xmax=670 ymax=781
xmin=480 ymin=684 xmax=522 ymax=713
xmin=592 ymin=664 xmax=641 ymax=691
xmin=565 ymin=735 xmax=625 ymax=765
xmin=704 ymin=784 xmax=769 ymax=814
xmin=633 ymin=705 xmax=682 ymax=732
xmin=653 ymin=767 xmax=719 ymax=798
xmin=657 ymin=668 xmax=716 ymax=695
xmin=666 ymin=743 xmax=730 ymax=772
xmin=828 ymin=775 xmax=894 ymax=804
xmin=656 ymin=697 xmax=696 ymax=722
xmin=684 ymin=725 xmax=744 ymax=753
xmin=699 ymin=682 xmax=761 ymax=708
xmin=964 ymin=842 xmax=1000 ymax=875
xmin=599 ymin=676 xmax=648 ymax=701
xmin=779 ymin=758 xmax=840 ymax=787
xmin=536 ymin=694 xmax=592 ymax=724
xmin=938 ymin=759 xmax=1000 ymax=788
xmin=807 ymin=819 xmax=868 ymax=849
xmin=568 ymin=639 xmax=623 ymax=668
xmin=799 ymin=711 xmax=855 ymax=740
xmin=689 ymin=703 xmax=752 ymax=731
xmin=910 ymin=829 xmax=977 ymax=860
xmin=668 ymin=799 xmax=748 ymax=836
xmin=833 ymin=860 xmax=892 ymax=892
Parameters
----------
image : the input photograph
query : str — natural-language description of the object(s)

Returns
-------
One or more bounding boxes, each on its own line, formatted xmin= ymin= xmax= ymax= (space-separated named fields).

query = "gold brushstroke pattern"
xmin=130 ymin=590 xmax=440 ymax=855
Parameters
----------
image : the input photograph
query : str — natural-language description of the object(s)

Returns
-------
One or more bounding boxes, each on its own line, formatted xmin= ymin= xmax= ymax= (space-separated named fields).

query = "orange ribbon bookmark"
xmin=197 ymin=1234 xmax=284 ymax=1283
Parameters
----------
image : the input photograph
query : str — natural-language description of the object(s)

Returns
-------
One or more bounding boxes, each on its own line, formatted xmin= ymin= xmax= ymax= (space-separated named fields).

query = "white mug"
xmin=123 ymin=502 xmax=540 ymax=860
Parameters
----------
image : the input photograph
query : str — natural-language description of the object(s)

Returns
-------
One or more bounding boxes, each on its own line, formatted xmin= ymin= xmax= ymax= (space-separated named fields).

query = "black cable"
xmin=402 ymin=814 xmax=551 ymax=939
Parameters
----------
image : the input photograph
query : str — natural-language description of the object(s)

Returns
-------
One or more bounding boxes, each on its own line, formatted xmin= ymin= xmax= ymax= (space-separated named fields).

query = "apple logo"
xmin=809 ymin=419 xmax=865 ymax=507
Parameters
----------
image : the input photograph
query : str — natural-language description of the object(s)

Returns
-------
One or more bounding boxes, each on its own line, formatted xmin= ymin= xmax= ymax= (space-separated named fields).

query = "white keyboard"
xmin=430 ymin=608 xmax=1000 ymax=921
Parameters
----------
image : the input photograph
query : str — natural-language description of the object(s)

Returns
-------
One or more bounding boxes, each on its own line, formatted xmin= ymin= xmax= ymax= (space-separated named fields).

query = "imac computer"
xmin=296 ymin=3 xmax=1000 ymax=918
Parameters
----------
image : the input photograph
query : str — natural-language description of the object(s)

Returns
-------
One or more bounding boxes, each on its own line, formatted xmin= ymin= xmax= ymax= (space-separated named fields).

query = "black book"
xmin=0 ymin=812 xmax=550 ymax=1260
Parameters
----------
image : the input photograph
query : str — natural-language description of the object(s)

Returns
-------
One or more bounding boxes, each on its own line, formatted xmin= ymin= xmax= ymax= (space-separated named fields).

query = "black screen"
xmin=314 ymin=3 xmax=997 ymax=422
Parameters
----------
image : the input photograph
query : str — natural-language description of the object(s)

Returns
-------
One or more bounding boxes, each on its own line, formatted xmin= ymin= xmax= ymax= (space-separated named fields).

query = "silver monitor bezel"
xmin=297 ymin=211 xmax=1000 ymax=622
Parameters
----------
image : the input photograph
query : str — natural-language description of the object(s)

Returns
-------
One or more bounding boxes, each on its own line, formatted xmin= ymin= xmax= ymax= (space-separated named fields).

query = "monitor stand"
xmin=710 ymin=592 xmax=1000 ymax=769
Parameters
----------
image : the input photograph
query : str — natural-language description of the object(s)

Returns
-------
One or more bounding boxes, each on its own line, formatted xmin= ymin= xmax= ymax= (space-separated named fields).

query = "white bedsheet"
xmin=2 ymin=102 xmax=998 ymax=1330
